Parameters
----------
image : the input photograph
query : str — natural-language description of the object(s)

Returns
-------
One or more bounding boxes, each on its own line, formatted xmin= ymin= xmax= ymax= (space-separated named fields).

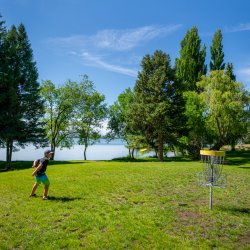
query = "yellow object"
xmin=200 ymin=150 xmax=225 ymax=157
xmin=140 ymin=148 xmax=149 ymax=152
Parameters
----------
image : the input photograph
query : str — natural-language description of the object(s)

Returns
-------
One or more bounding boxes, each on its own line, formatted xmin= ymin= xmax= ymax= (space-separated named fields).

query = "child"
xmin=30 ymin=149 xmax=54 ymax=200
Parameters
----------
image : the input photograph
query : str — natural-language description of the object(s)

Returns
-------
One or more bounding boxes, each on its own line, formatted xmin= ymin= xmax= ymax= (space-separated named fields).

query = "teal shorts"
xmin=35 ymin=174 xmax=50 ymax=186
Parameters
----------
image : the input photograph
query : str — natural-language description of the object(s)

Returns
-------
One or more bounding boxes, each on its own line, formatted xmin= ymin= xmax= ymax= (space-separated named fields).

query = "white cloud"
xmin=93 ymin=25 xmax=182 ymax=51
xmin=47 ymin=24 xmax=182 ymax=51
xmin=46 ymin=24 xmax=182 ymax=76
xmin=80 ymin=52 xmax=138 ymax=77
xmin=225 ymin=23 xmax=250 ymax=33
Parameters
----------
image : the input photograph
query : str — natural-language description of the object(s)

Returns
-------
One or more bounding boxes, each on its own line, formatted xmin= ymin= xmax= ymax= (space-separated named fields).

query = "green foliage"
xmin=0 ymin=20 xmax=45 ymax=168
xmin=128 ymin=50 xmax=183 ymax=161
xmin=108 ymin=88 xmax=138 ymax=157
xmin=0 ymin=154 xmax=249 ymax=249
xmin=225 ymin=62 xmax=236 ymax=81
xmin=72 ymin=75 xmax=108 ymax=160
xmin=210 ymin=29 xmax=225 ymax=71
xmin=197 ymin=70 xmax=249 ymax=149
xmin=182 ymin=91 xmax=207 ymax=158
xmin=175 ymin=26 xmax=207 ymax=91
xmin=41 ymin=75 xmax=107 ymax=160
xmin=40 ymin=80 xmax=78 ymax=156
xmin=108 ymin=88 xmax=134 ymax=139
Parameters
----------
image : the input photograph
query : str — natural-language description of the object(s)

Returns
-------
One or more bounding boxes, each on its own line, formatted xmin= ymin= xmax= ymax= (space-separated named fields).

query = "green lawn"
xmin=0 ymin=153 xmax=249 ymax=249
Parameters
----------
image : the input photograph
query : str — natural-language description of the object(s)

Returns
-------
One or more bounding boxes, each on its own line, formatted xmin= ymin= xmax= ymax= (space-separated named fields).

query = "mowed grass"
xmin=0 ymin=153 xmax=249 ymax=249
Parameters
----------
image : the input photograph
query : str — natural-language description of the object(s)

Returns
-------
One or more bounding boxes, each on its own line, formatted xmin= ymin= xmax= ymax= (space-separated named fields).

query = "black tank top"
xmin=36 ymin=157 xmax=49 ymax=176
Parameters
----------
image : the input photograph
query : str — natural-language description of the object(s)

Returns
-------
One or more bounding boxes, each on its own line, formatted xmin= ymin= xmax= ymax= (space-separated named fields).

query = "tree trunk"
xmin=131 ymin=148 xmax=135 ymax=159
xmin=84 ymin=139 xmax=88 ymax=160
xmin=154 ymin=148 xmax=158 ymax=158
xmin=158 ymin=134 xmax=164 ymax=161
xmin=50 ymin=139 xmax=56 ymax=160
xmin=84 ymin=146 xmax=87 ymax=160
xmin=211 ymin=141 xmax=223 ymax=151
xmin=5 ymin=139 xmax=13 ymax=170
xmin=231 ymin=140 xmax=236 ymax=151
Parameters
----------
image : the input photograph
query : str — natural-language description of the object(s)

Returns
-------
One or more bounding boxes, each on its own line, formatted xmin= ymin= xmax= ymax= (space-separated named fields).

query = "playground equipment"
xmin=197 ymin=150 xmax=226 ymax=210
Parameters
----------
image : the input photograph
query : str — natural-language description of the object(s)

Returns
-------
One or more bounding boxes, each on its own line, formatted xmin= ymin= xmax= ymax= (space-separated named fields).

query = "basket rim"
xmin=200 ymin=150 xmax=225 ymax=157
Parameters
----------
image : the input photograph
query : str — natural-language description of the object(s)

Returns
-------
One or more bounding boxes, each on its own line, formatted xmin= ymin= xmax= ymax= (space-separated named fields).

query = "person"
xmin=30 ymin=149 xmax=54 ymax=200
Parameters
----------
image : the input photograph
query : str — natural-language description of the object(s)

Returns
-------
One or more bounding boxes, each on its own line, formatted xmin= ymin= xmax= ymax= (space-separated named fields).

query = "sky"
xmin=1 ymin=0 xmax=250 ymax=105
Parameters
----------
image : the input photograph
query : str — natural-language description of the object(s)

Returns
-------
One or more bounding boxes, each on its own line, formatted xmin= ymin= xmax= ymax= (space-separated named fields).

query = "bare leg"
xmin=30 ymin=183 xmax=38 ymax=196
xmin=43 ymin=185 xmax=49 ymax=199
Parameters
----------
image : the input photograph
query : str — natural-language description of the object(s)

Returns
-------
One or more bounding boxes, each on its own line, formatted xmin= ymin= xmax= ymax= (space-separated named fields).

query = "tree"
xmin=73 ymin=75 xmax=107 ymax=160
xmin=197 ymin=71 xmax=249 ymax=150
xmin=107 ymin=88 xmax=138 ymax=158
xmin=182 ymin=91 xmax=207 ymax=158
xmin=0 ymin=23 xmax=45 ymax=169
xmin=210 ymin=29 xmax=225 ymax=71
xmin=40 ymin=80 xmax=77 ymax=158
xmin=0 ymin=15 xmax=8 ymax=148
xmin=225 ymin=62 xmax=236 ymax=81
xmin=175 ymin=26 xmax=207 ymax=92
xmin=127 ymin=50 xmax=184 ymax=161
xmin=175 ymin=26 xmax=207 ymax=158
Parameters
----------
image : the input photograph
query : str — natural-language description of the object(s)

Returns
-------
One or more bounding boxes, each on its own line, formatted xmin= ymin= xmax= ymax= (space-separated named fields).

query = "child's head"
xmin=44 ymin=149 xmax=54 ymax=159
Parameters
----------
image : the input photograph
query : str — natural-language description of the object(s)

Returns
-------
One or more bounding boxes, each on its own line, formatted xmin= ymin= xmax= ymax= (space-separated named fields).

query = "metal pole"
xmin=209 ymin=164 xmax=214 ymax=210
xmin=209 ymin=183 xmax=213 ymax=210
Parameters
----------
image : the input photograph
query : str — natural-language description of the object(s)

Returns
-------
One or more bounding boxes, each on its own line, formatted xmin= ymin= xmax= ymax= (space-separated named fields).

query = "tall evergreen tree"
xmin=210 ymin=29 xmax=225 ymax=71
xmin=0 ymin=23 xmax=45 ymax=169
xmin=0 ymin=15 xmax=7 ymax=148
xmin=225 ymin=62 xmax=236 ymax=81
xmin=175 ymin=26 xmax=207 ymax=91
xmin=0 ymin=25 xmax=21 ymax=168
xmin=128 ymin=50 xmax=185 ymax=161
xmin=16 ymin=24 xmax=45 ymax=146
xmin=175 ymin=27 xmax=207 ymax=158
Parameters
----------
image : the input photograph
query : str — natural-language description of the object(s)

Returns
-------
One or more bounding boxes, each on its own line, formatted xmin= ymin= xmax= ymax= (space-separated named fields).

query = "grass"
xmin=0 ymin=152 xmax=249 ymax=249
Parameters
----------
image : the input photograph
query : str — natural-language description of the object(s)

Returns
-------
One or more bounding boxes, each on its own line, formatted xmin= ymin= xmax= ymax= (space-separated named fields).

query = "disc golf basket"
xmin=196 ymin=150 xmax=226 ymax=210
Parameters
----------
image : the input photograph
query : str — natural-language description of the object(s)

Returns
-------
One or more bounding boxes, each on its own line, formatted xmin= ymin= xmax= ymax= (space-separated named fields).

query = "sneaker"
xmin=42 ymin=196 xmax=48 ymax=200
xmin=29 ymin=194 xmax=36 ymax=198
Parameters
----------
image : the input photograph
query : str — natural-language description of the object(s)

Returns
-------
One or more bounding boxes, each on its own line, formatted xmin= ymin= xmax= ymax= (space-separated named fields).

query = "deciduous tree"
xmin=73 ymin=75 xmax=107 ymax=160
xmin=198 ymin=71 xmax=249 ymax=150
xmin=40 ymin=80 xmax=77 ymax=158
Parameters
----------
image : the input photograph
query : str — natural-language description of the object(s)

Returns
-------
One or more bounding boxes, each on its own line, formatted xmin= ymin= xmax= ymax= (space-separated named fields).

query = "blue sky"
xmin=1 ymin=0 xmax=250 ymax=105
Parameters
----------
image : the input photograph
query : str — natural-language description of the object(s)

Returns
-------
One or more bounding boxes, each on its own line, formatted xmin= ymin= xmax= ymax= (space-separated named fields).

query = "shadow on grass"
xmin=238 ymin=166 xmax=250 ymax=169
xmin=48 ymin=196 xmax=82 ymax=202
xmin=0 ymin=160 xmax=86 ymax=172
xmin=218 ymin=205 xmax=250 ymax=214
xmin=109 ymin=156 xmax=193 ymax=163
xmin=225 ymin=151 xmax=250 ymax=166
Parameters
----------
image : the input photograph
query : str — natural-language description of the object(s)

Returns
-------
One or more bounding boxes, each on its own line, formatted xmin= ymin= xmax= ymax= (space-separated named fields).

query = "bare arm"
xmin=32 ymin=163 xmax=43 ymax=176
xmin=32 ymin=159 xmax=38 ymax=168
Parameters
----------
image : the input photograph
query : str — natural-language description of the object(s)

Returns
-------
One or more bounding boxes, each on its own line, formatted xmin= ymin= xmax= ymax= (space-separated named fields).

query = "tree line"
xmin=0 ymin=16 xmax=107 ymax=169
xmin=0 ymin=15 xmax=249 ymax=168
xmin=108 ymin=27 xmax=250 ymax=160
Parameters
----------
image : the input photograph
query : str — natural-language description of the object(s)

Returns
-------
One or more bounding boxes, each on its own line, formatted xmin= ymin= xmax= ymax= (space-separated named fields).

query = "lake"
xmin=0 ymin=139 xmax=175 ymax=161
xmin=0 ymin=139 xmax=130 ymax=161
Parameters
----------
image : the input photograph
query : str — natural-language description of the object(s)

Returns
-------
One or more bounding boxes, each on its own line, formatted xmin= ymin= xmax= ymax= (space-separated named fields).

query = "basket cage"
xmin=197 ymin=150 xmax=227 ymax=187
